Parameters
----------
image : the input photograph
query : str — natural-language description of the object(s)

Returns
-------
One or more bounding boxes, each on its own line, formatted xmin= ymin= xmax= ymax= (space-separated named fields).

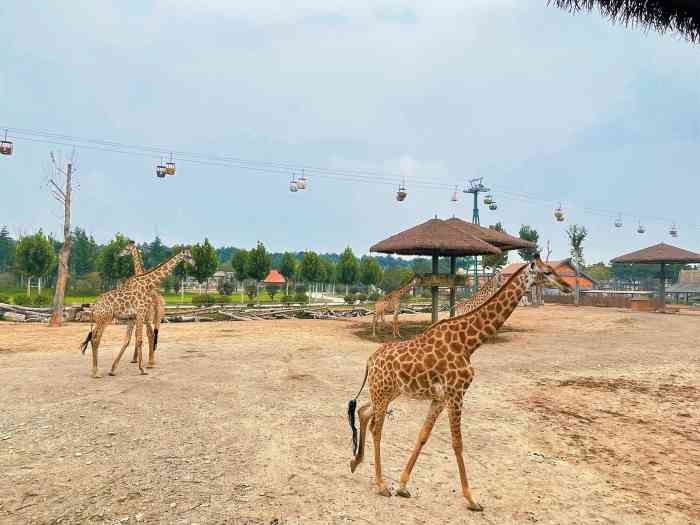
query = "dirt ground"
xmin=1 ymin=306 xmax=698 ymax=525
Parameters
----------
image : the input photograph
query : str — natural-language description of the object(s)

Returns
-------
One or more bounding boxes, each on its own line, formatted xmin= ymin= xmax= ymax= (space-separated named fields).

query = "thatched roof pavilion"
xmin=371 ymin=218 xmax=504 ymax=321
xmin=551 ymin=0 xmax=700 ymax=43
xmin=444 ymin=217 xmax=536 ymax=252
xmin=611 ymin=243 xmax=700 ymax=310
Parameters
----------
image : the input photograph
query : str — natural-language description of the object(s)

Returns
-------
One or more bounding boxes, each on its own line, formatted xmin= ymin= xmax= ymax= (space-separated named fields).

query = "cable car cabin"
xmin=614 ymin=217 xmax=623 ymax=228
xmin=637 ymin=224 xmax=646 ymax=234
xmin=488 ymin=202 xmax=498 ymax=211
xmin=396 ymin=186 xmax=407 ymax=202
xmin=289 ymin=178 xmax=298 ymax=192
xmin=156 ymin=164 xmax=167 ymax=178
xmin=451 ymin=187 xmax=459 ymax=202
xmin=165 ymin=161 xmax=176 ymax=175
xmin=670 ymin=225 xmax=678 ymax=237
xmin=296 ymin=176 xmax=307 ymax=190
xmin=554 ymin=205 xmax=565 ymax=222
xmin=0 ymin=130 xmax=12 ymax=156
xmin=483 ymin=194 xmax=493 ymax=205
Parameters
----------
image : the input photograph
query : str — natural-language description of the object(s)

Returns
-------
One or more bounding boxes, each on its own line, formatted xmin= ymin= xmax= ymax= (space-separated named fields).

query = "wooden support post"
xmin=431 ymin=255 xmax=439 ymax=322
xmin=449 ymin=256 xmax=456 ymax=317
xmin=659 ymin=262 xmax=666 ymax=311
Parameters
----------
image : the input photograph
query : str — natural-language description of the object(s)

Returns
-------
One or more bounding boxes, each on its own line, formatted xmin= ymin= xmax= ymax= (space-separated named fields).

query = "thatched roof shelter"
xmin=370 ymin=218 xmax=502 ymax=257
xmin=551 ymin=0 xmax=700 ymax=43
xmin=444 ymin=217 xmax=536 ymax=252
xmin=611 ymin=243 xmax=700 ymax=310
xmin=610 ymin=243 xmax=700 ymax=264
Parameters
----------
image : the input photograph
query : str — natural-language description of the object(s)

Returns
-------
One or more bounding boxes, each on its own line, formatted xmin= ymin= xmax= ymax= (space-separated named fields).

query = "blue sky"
xmin=2 ymin=1 xmax=699 ymax=264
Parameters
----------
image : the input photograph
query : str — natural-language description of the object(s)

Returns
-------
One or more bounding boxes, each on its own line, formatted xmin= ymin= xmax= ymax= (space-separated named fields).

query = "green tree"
xmin=320 ymin=257 xmax=336 ymax=283
xmin=482 ymin=223 xmax=509 ymax=270
xmin=585 ymin=262 xmax=611 ymax=283
xmin=15 ymin=231 xmax=56 ymax=295
xmin=359 ymin=257 xmax=383 ymax=287
xmin=567 ymin=224 xmax=588 ymax=304
xmin=96 ymin=234 xmax=134 ymax=288
xmin=518 ymin=225 xmax=540 ymax=261
xmin=337 ymin=246 xmax=359 ymax=292
xmin=278 ymin=252 xmax=297 ymax=282
xmin=300 ymin=251 xmax=323 ymax=283
xmin=379 ymin=267 xmax=414 ymax=293
xmin=265 ymin=284 xmax=280 ymax=302
xmin=145 ymin=236 xmax=171 ymax=268
xmin=191 ymin=238 xmax=219 ymax=285
xmin=0 ymin=225 xmax=16 ymax=272
xmin=69 ymin=228 xmax=99 ymax=277
xmin=170 ymin=244 xmax=191 ymax=290
xmin=246 ymin=241 xmax=272 ymax=281
xmin=231 ymin=250 xmax=249 ymax=281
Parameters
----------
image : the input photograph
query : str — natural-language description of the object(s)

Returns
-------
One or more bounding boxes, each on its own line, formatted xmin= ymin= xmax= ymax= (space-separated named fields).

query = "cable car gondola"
xmin=451 ymin=186 xmax=459 ymax=202
xmin=637 ymin=222 xmax=646 ymax=234
xmin=296 ymin=170 xmax=308 ymax=190
xmin=0 ymin=130 xmax=13 ymax=156
xmin=554 ymin=203 xmax=565 ymax=222
xmin=488 ymin=201 xmax=498 ymax=211
xmin=670 ymin=224 xmax=678 ymax=238
xmin=614 ymin=214 xmax=623 ymax=228
xmin=396 ymin=180 xmax=407 ymax=202
xmin=156 ymin=159 xmax=167 ymax=178
xmin=165 ymin=153 xmax=176 ymax=175
xmin=289 ymin=174 xmax=298 ymax=192
xmin=483 ymin=194 xmax=494 ymax=205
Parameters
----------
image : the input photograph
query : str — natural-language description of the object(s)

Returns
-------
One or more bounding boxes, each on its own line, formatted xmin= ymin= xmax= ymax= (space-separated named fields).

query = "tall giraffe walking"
xmin=347 ymin=256 xmax=571 ymax=511
xmin=118 ymin=241 xmax=167 ymax=366
xmin=372 ymin=276 xmax=418 ymax=338
xmin=78 ymin=250 xmax=193 ymax=378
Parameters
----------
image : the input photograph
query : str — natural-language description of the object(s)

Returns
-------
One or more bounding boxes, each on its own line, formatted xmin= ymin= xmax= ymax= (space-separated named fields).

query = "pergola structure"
xmin=611 ymin=243 xmax=700 ymax=311
xmin=370 ymin=217 xmax=535 ymax=322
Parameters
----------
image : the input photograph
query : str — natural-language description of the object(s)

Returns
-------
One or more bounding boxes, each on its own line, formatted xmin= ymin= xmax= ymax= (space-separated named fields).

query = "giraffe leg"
xmin=110 ymin=322 xmax=135 ymax=375
xmin=370 ymin=399 xmax=391 ymax=497
xmin=144 ymin=320 xmax=155 ymax=368
xmin=134 ymin=318 xmax=147 ymax=375
xmin=447 ymin=399 xmax=482 ymax=511
xmin=130 ymin=318 xmax=139 ymax=363
xmin=372 ymin=312 xmax=378 ymax=337
xmin=90 ymin=324 xmax=106 ymax=379
xmin=349 ymin=403 xmax=373 ymax=473
xmin=393 ymin=309 xmax=400 ymax=338
xmin=397 ymin=400 xmax=444 ymax=498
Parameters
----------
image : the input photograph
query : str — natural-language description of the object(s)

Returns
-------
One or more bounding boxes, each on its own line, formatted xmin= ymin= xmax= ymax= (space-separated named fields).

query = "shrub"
xmin=293 ymin=292 xmax=309 ymax=304
xmin=33 ymin=294 xmax=52 ymax=307
xmin=355 ymin=293 xmax=367 ymax=303
xmin=281 ymin=294 xmax=292 ymax=304
xmin=13 ymin=294 xmax=32 ymax=306
xmin=294 ymin=284 xmax=307 ymax=294
xmin=191 ymin=294 xmax=216 ymax=306
xmin=0 ymin=293 xmax=10 ymax=304
xmin=214 ymin=294 xmax=231 ymax=304
xmin=344 ymin=293 xmax=356 ymax=305
xmin=245 ymin=285 xmax=258 ymax=302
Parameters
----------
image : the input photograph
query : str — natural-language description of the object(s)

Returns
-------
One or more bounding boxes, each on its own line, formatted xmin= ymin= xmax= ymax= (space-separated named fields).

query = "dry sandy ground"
xmin=0 ymin=306 xmax=698 ymax=525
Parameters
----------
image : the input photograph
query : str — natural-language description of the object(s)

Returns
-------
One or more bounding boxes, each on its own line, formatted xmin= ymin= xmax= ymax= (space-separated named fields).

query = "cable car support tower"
xmin=463 ymin=177 xmax=490 ymax=293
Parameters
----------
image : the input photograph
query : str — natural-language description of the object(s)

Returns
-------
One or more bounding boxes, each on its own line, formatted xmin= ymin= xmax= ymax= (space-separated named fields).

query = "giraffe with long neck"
xmin=347 ymin=256 xmax=572 ymax=511
xmin=453 ymin=270 xmax=501 ymax=317
xmin=372 ymin=276 xmax=417 ymax=338
xmin=118 ymin=241 xmax=167 ymax=366
xmin=79 ymin=250 xmax=193 ymax=378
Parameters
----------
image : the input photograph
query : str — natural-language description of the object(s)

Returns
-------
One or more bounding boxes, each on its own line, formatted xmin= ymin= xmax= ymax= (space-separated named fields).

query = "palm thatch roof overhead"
xmin=551 ymin=0 xmax=700 ymax=43
xmin=370 ymin=218 xmax=503 ymax=257
xmin=611 ymin=243 xmax=700 ymax=264
xmin=444 ymin=217 xmax=536 ymax=251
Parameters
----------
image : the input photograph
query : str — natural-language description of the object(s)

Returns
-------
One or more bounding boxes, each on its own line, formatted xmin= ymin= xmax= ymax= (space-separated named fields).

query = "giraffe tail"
xmin=79 ymin=328 xmax=93 ymax=355
xmin=347 ymin=365 xmax=369 ymax=456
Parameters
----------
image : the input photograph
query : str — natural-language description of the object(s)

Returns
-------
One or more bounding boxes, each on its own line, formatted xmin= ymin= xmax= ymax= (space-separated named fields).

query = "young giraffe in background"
xmin=347 ymin=256 xmax=572 ymax=511
xmin=78 ymin=250 xmax=193 ymax=378
xmin=118 ymin=241 xmax=166 ymax=366
xmin=372 ymin=276 xmax=418 ymax=338
xmin=454 ymin=271 xmax=501 ymax=317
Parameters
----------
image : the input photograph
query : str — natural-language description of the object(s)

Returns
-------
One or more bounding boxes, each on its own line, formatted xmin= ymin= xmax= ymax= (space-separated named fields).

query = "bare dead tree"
xmin=48 ymin=151 xmax=77 ymax=326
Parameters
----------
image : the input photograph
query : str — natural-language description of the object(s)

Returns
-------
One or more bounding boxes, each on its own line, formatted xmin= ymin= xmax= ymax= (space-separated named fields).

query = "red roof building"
xmin=501 ymin=259 xmax=597 ymax=290
xmin=263 ymin=270 xmax=286 ymax=285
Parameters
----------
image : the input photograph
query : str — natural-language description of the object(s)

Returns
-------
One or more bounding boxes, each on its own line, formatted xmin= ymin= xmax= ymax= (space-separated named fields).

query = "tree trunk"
xmin=50 ymin=162 xmax=72 ymax=326
xmin=574 ymin=257 xmax=581 ymax=306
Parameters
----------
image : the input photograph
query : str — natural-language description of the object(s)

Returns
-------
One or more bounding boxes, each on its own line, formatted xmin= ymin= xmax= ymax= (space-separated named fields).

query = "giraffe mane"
xmin=125 ymin=251 xmax=186 ymax=280
xmin=422 ymin=263 xmax=530 ymax=334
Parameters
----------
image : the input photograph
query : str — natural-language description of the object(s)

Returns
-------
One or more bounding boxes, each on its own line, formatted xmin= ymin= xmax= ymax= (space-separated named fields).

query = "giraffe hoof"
xmin=349 ymin=460 xmax=358 ymax=473
xmin=396 ymin=487 xmax=411 ymax=498
xmin=108 ymin=371 xmax=116 ymax=376
xmin=377 ymin=487 xmax=392 ymax=497
xmin=468 ymin=502 xmax=483 ymax=512
xmin=146 ymin=364 xmax=156 ymax=369
xmin=91 ymin=373 xmax=102 ymax=379
xmin=129 ymin=359 xmax=138 ymax=363
xmin=139 ymin=371 xmax=148 ymax=375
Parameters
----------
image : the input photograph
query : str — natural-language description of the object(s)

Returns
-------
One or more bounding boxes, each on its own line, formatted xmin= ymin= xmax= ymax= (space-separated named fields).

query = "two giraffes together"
xmin=79 ymin=242 xmax=193 ymax=378
xmin=349 ymin=255 xmax=572 ymax=512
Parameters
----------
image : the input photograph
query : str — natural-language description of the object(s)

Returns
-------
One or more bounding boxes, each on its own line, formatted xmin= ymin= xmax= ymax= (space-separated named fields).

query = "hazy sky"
xmin=2 ymin=1 xmax=699 ymax=263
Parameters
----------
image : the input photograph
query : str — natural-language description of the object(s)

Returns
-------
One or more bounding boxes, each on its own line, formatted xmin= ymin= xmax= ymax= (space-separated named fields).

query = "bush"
xmin=294 ymin=284 xmax=308 ymax=294
xmin=281 ymin=294 xmax=292 ymax=304
xmin=33 ymin=294 xmax=52 ymax=307
xmin=356 ymin=293 xmax=367 ymax=303
xmin=13 ymin=294 xmax=32 ymax=306
xmin=344 ymin=293 xmax=356 ymax=305
xmin=245 ymin=285 xmax=258 ymax=302
xmin=218 ymin=281 xmax=236 ymax=296
xmin=293 ymin=292 xmax=309 ymax=304
xmin=191 ymin=294 xmax=216 ymax=306
xmin=214 ymin=294 xmax=231 ymax=304
xmin=0 ymin=293 xmax=10 ymax=304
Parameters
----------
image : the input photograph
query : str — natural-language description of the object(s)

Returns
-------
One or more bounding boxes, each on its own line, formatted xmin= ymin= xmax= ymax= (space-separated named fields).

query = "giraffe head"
xmin=118 ymin=240 xmax=136 ymax=257
xmin=177 ymin=248 xmax=195 ymax=266
xmin=526 ymin=255 xmax=572 ymax=294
